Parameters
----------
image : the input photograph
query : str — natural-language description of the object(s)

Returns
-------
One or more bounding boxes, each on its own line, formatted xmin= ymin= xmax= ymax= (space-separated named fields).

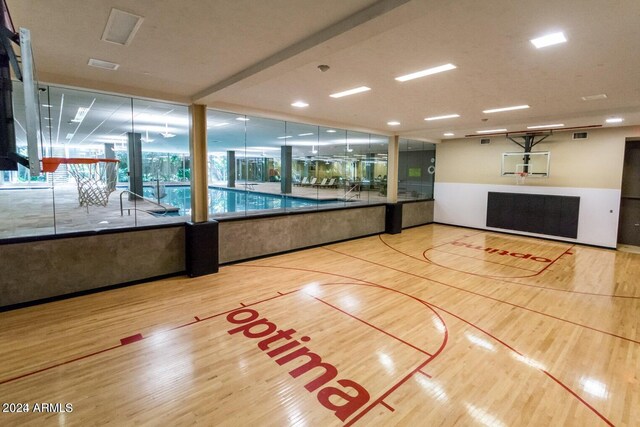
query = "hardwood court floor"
xmin=0 ymin=224 xmax=639 ymax=426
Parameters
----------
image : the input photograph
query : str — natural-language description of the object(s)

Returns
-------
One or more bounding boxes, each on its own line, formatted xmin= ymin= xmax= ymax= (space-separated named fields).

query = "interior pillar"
xmin=281 ymin=145 xmax=292 ymax=194
xmin=386 ymin=135 xmax=399 ymax=203
xmin=189 ymin=104 xmax=208 ymax=222
xmin=127 ymin=132 xmax=142 ymax=200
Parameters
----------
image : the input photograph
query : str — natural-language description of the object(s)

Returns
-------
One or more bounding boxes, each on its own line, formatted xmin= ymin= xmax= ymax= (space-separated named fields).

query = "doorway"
xmin=618 ymin=139 xmax=640 ymax=247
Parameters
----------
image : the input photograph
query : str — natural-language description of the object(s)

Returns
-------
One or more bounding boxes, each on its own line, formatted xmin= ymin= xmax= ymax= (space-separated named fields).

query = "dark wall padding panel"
xmin=487 ymin=192 xmax=580 ymax=238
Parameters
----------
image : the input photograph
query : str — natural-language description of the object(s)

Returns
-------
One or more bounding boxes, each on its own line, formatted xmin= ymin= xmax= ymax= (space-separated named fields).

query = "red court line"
xmin=380 ymin=234 xmax=640 ymax=299
xmin=239 ymin=302 xmax=246 ymax=307
xmin=423 ymin=243 xmax=571 ymax=279
xmin=321 ymin=247 xmax=640 ymax=345
xmin=120 ymin=333 xmax=143 ymax=345
xmin=424 ymin=300 xmax=614 ymax=427
xmin=417 ymin=370 xmax=432 ymax=378
xmin=234 ymin=264 xmax=614 ymax=427
xmin=380 ymin=401 xmax=395 ymax=412
xmin=310 ymin=294 xmax=432 ymax=357
xmin=0 ymin=344 xmax=121 ymax=385
xmin=431 ymin=247 xmax=541 ymax=272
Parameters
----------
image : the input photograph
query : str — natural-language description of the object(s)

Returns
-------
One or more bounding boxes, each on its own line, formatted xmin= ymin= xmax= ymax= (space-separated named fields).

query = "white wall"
xmin=433 ymin=127 xmax=640 ymax=248
xmin=434 ymin=182 xmax=620 ymax=247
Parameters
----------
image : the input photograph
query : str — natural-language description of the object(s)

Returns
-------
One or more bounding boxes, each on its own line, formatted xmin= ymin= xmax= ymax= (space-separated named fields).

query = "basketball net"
xmin=68 ymin=161 xmax=118 ymax=207
xmin=515 ymin=171 xmax=528 ymax=185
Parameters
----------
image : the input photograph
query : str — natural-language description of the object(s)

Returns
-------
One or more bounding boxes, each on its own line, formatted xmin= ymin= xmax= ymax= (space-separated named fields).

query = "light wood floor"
xmin=1 ymin=224 xmax=639 ymax=426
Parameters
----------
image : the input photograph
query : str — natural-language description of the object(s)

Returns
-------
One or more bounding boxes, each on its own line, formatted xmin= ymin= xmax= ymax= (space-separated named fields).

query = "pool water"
xmin=142 ymin=185 xmax=342 ymax=215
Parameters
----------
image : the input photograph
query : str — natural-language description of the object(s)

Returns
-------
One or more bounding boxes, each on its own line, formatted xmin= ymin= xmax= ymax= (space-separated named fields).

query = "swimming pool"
xmin=142 ymin=185 xmax=343 ymax=215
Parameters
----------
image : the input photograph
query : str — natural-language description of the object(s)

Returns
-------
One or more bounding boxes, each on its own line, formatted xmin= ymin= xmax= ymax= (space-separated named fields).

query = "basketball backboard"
xmin=501 ymin=151 xmax=550 ymax=177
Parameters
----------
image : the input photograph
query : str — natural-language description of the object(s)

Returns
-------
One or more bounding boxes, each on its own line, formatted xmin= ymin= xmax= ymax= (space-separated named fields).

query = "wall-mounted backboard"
xmin=501 ymin=151 xmax=550 ymax=177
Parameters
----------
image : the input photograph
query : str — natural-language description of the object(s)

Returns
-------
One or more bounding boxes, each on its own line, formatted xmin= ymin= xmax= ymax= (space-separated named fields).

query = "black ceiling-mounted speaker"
xmin=573 ymin=132 xmax=588 ymax=140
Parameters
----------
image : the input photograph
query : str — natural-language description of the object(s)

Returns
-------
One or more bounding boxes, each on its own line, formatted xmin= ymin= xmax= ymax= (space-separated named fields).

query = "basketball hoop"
xmin=516 ymin=171 xmax=528 ymax=185
xmin=42 ymin=158 xmax=120 ymax=207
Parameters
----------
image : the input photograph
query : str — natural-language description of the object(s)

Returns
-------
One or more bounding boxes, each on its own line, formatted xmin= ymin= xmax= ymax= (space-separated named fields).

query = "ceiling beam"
xmin=191 ymin=0 xmax=411 ymax=102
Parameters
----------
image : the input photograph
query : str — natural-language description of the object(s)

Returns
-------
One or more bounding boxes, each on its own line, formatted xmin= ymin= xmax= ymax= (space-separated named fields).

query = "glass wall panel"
xmin=398 ymin=138 xmax=435 ymax=200
xmin=286 ymin=121 xmax=319 ymax=211
xmin=132 ymin=99 xmax=190 ymax=221
xmin=0 ymin=80 xmax=55 ymax=238
xmin=206 ymin=110 xmax=247 ymax=217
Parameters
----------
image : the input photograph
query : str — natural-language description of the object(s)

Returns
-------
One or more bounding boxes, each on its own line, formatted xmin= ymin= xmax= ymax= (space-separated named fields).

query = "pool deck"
xmin=0 ymin=181 xmax=392 ymax=239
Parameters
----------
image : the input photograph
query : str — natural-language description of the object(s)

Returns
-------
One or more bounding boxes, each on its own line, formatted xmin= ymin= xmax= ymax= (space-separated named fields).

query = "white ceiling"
xmin=7 ymin=0 xmax=640 ymax=142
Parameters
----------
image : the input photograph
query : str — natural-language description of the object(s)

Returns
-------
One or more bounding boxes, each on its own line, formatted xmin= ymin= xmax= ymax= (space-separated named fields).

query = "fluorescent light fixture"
xmin=141 ymin=129 xmax=154 ymax=143
xmin=527 ymin=123 xmax=564 ymax=129
xmin=277 ymin=135 xmax=293 ymax=139
xmin=387 ymin=121 xmax=401 ymax=126
xmin=330 ymin=86 xmax=371 ymax=98
xmin=477 ymin=128 xmax=507 ymax=134
xmin=425 ymin=114 xmax=460 ymax=121
xmin=212 ymin=122 xmax=229 ymax=127
xmin=606 ymin=117 xmax=623 ymax=123
xmin=483 ymin=105 xmax=529 ymax=114
xmin=291 ymin=101 xmax=309 ymax=108
xmin=326 ymin=129 xmax=336 ymax=133
xmin=582 ymin=94 xmax=607 ymax=101
xmin=530 ymin=31 xmax=567 ymax=49
xmin=298 ymin=132 xmax=314 ymax=136
xmin=395 ymin=63 xmax=457 ymax=82
xmin=443 ymin=132 xmax=455 ymax=136
xmin=101 ymin=8 xmax=144 ymax=46
xmin=42 ymin=104 xmax=52 ymax=108
xmin=65 ymin=133 xmax=74 ymax=140
xmin=160 ymin=123 xmax=175 ymax=138
xmin=71 ymin=107 xmax=90 ymax=123
xmin=236 ymin=117 xmax=250 ymax=121
xmin=88 ymin=58 xmax=119 ymax=71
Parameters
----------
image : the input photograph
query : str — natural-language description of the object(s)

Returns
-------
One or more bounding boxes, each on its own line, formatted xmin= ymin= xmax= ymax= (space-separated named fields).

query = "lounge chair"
xmin=306 ymin=177 xmax=317 ymax=186
xmin=314 ymin=178 xmax=327 ymax=187
xmin=296 ymin=177 xmax=309 ymax=187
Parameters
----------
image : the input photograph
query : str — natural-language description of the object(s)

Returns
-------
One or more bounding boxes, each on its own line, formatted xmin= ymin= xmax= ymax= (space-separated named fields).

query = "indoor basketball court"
xmin=1 ymin=224 xmax=637 ymax=426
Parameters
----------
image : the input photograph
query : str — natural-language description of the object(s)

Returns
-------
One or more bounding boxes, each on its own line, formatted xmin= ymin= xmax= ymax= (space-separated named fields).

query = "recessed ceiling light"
xmin=65 ymin=133 xmax=74 ymax=140
xmin=582 ymin=94 xmax=607 ymax=101
xmin=88 ymin=58 xmax=119 ymax=71
xmin=42 ymin=104 xmax=52 ymax=108
xmin=298 ymin=132 xmax=314 ymax=136
xmin=530 ymin=31 xmax=567 ymax=49
xmin=330 ymin=86 xmax=371 ymax=98
xmin=483 ymin=105 xmax=529 ymax=114
xmin=277 ymin=135 xmax=293 ymax=139
xmin=395 ymin=63 xmax=457 ymax=82
xmin=477 ymin=129 xmax=507 ymax=134
xmin=101 ymin=8 xmax=144 ymax=46
xmin=44 ymin=117 xmax=52 ymax=120
xmin=443 ymin=132 xmax=455 ymax=136
xmin=291 ymin=101 xmax=309 ymax=108
xmin=425 ymin=114 xmax=460 ymax=121
xmin=326 ymin=129 xmax=337 ymax=133
xmin=527 ymin=123 xmax=565 ymax=129
xmin=387 ymin=121 xmax=401 ymax=126
xmin=606 ymin=117 xmax=624 ymax=124
xmin=70 ymin=107 xmax=90 ymax=123
xmin=211 ymin=122 xmax=229 ymax=127
xmin=236 ymin=117 xmax=250 ymax=121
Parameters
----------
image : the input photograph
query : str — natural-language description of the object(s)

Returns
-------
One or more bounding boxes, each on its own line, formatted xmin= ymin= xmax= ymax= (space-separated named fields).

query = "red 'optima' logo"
xmin=226 ymin=308 xmax=370 ymax=421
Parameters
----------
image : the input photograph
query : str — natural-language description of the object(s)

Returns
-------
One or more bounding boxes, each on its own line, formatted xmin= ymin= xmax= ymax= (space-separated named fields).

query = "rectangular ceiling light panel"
xmin=483 ymin=105 xmax=529 ymax=114
xmin=330 ymin=86 xmax=371 ymax=98
xmin=530 ymin=31 xmax=567 ymax=49
xmin=395 ymin=63 xmax=457 ymax=82
xmin=88 ymin=58 xmax=119 ymax=70
xmin=101 ymin=8 xmax=144 ymax=46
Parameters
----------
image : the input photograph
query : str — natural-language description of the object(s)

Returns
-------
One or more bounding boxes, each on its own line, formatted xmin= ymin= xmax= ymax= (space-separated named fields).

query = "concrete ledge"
xmin=0 ymin=226 xmax=185 ymax=307
xmin=219 ymin=205 xmax=386 ymax=263
xmin=402 ymin=200 xmax=434 ymax=228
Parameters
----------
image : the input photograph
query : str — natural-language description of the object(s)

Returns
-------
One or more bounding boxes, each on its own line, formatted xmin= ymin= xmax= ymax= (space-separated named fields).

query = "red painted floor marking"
xmin=380 ymin=401 xmax=395 ymax=412
xmin=425 ymin=300 xmax=614 ymax=427
xmin=322 ymin=246 xmax=640 ymax=345
xmin=417 ymin=370 xmax=432 ymax=378
xmin=431 ymin=247 xmax=540 ymax=272
xmin=120 ymin=333 xmax=144 ymax=346
xmin=239 ymin=302 xmax=246 ymax=307
xmin=311 ymin=294 xmax=433 ymax=357
xmin=194 ymin=316 xmax=200 ymax=321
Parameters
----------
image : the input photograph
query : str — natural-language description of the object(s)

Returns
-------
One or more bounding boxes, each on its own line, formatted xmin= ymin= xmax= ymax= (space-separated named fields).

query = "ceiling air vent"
xmin=573 ymin=132 xmax=588 ymax=140
xmin=101 ymin=8 xmax=144 ymax=46
xmin=88 ymin=58 xmax=119 ymax=71
xmin=480 ymin=138 xmax=491 ymax=144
